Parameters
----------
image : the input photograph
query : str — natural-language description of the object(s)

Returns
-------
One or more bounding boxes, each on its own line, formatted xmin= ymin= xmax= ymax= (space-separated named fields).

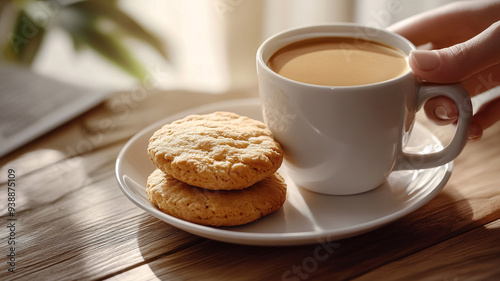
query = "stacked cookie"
xmin=146 ymin=111 xmax=287 ymax=226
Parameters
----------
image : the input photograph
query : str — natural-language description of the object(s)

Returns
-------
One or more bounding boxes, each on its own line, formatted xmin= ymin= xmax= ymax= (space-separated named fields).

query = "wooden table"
xmin=1 ymin=88 xmax=499 ymax=281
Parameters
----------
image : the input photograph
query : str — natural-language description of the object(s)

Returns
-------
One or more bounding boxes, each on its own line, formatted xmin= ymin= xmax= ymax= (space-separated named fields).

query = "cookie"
xmin=146 ymin=169 xmax=287 ymax=226
xmin=147 ymin=112 xmax=283 ymax=190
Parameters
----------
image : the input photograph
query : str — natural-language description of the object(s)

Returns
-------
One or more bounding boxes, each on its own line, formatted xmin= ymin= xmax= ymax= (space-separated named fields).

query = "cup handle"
xmin=394 ymin=83 xmax=472 ymax=170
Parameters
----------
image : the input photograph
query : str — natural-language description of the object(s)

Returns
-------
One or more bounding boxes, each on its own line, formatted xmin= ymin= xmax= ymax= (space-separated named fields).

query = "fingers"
xmin=413 ymin=21 xmax=500 ymax=140
xmin=390 ymin=1 xmax=500 ymax=141
xmin=459 ymin=64 xmax=500 ymax=97
xmin=388 ymin=2 xmax=474 ymax=47
xmin=409 ymin=21 xmax=500 ymax=83
xmin=388 ymin=1 xmax=500 ymax=48
xmin=424 ymin=95 xmax=500 ymax=141
xmin=423 ymin=96 xmax=458 ymax=125
xmin=473 ymin=97 xmax=500 ymax=134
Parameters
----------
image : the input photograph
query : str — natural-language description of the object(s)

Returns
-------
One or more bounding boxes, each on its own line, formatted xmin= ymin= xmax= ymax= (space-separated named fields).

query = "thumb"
xmin=408 ymin=21 xmax=500 ymax=83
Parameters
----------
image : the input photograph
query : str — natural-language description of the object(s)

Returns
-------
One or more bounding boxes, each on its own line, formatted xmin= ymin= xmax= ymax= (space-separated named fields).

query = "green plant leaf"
xmin=68 ymin=20 xmax=148 ymax=82
xmin=4 ymin=9 xmax=46 ymax=65
xmin=68 ymin=0 xmax=168 ymax=60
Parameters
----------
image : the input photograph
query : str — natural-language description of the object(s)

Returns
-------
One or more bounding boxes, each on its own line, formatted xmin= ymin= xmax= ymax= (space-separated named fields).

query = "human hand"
xmin=388 ymin=0 xmax=500 ymax=140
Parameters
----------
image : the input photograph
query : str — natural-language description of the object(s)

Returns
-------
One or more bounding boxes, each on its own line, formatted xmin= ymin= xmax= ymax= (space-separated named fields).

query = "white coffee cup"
xmin=257 ymin=23 xmax=472 ymax=195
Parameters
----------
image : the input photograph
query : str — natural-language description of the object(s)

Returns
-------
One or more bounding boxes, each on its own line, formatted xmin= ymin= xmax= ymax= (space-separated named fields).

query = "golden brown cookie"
xmin=147 ymin=112 xmax=283 ymax=190
xmin=146 ymin=169 xmax=287 ymax=226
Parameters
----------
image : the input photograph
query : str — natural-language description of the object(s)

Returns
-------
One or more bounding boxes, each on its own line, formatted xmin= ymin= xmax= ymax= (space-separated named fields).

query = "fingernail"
xmin=434 ymin=105 xmax=457 ymax=120
xmin=434 ymin=105 xmax=449 ymax=120
xmin=467 ymin=122 xmax=483 ymax=141
xmin=410 ymin=50 xmax=440 ymax=71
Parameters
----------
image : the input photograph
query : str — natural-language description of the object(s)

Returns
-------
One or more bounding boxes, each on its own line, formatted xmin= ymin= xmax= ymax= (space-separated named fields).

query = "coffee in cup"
xmin=267 ymin=37 xmax=409 ymax=86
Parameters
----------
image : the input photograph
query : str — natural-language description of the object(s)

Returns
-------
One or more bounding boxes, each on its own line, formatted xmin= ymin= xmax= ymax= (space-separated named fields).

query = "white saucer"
xmin=115 ymin=98 xmax=452 ymax=246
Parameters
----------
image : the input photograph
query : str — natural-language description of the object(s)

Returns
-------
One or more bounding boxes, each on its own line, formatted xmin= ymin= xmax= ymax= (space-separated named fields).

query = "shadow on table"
xmin=137 ymin=186 xmax=484 ymax=280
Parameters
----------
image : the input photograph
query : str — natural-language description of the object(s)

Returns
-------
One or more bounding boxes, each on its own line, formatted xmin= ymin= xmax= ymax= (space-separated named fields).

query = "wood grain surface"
xmin=1 ymin=88 xmax=499 ymax=281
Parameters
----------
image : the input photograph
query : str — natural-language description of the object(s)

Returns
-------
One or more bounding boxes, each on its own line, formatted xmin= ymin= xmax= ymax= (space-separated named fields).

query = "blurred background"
xmin=0 ymin=0 xmax=455 ymax=93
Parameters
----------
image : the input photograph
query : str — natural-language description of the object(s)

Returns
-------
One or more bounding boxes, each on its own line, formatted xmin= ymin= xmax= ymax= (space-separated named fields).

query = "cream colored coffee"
xmin=267 ymin=37 xmax=409 ymax=86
